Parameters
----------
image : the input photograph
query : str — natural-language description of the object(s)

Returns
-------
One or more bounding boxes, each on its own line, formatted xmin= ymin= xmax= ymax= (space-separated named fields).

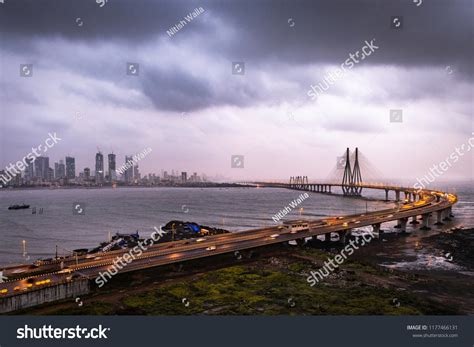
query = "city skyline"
xmin=0 ymin=147 xmax=212 ymax=186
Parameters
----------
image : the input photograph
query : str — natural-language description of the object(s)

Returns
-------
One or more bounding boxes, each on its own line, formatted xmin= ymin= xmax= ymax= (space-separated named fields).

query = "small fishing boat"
xmin=8 ymin=204 xmax=30 ymax=210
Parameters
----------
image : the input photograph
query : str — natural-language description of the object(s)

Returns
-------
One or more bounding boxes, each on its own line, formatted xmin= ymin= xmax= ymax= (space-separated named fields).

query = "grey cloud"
xmin=1 ymin=0 xmax=472 ymax=71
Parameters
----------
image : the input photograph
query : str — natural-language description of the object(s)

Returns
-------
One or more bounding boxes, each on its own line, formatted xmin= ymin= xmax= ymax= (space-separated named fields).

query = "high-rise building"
xmin=124 ymin=155 xmax=133 ymax=183
xmin=24 ymin=157 xmax=34 ymax=182
xmin=65 ymin=156 xmax=75 ymax=179
xmin=181 ymin=172 xmax=187 ymax=183
xmin=34 ymin=157 xmax=49 ymax=181
xmin=84 ymin=167 xmax=91 ymax=180
xmin=54 ymin=160 xmax=65 ymax=179
xmin=108 ymin=153 xmax=116 ymax=182
xmin=189 ymin=172 xmax=199 ymax=182
xmin=95 ymin=152 xmax=104 ymax=184
xmin=47 ymin=167 xmax=54 ymax=182
xmin=133 ymin=165 xmax=140 ymax=181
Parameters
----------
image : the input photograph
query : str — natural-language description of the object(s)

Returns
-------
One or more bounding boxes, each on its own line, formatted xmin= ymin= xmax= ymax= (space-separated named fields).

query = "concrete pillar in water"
xmin=409 ymin=215 xmax=420 ymax=224
xmin=372 ymin=223 xmax=382 ymax=234
xmin=434 ymin=210 xmax=444 ymax=225
xmin=399 ymin=217 xmax=408 ymax=233
xmin=420 ymin=213 xmax=431 ymax=231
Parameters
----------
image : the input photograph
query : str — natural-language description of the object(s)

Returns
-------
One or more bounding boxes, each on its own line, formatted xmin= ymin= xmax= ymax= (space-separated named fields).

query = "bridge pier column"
xmin=324 ymin=233 xmax=331 ymax=242
xmin=296 ymin=238 xmax=305 ymax=246
xmin=399 ymin=217 xmax=408 ymax=233
xmin=443 ymin=208 xmax=452 ymax=221
xmin=409 ymin=215 xmax=420 ymax=224
xmin=328 ymin=185 xmax=332 ymax=194
xmin=384 ymin=189 xmax=389 ymax=201
xmin=420 ymin=213 xmax=431 ymax=231
xmin=337 ymin=230 xmax=349 ymax=244
xmin=434 ymin=210 xmax=444 ymax=226
xmin=372 ymin=223 xmax=382 ymax=235
xmin=395 ymin=191 xmax=400 ymax=202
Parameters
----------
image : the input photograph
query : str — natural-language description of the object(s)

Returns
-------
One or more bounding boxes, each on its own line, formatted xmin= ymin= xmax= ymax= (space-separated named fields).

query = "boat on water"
xmin=8 ymin=204 xmax=30 ymax=210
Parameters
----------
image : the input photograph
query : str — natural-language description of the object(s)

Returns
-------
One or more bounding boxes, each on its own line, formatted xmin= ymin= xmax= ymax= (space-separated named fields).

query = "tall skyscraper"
xmin=84 ymin=167 xmax=91 ymax=180
xmin=65 ymin=156 xmax=75 ymax=179
xmin=181 ymin=172 xmax=187 ymax=183
xmin=24 ymin=157 xmax=34 ymax=182
xmin=34 ymin=157 xmax=49 ymax=181
xmin=124 ymin=155 xmax=133 ymax=183
xmin=133 ymin=165 xmax=140 ymax=181
xmin=108 ymin=153 xmax=116 ymax=182
xmin=47 ymin=167 xmax=54 ymax=182
xmin=54 ymin=160 xmax=65 ymax=179
xmin=95 ymin=152 xmax=104 ymax=184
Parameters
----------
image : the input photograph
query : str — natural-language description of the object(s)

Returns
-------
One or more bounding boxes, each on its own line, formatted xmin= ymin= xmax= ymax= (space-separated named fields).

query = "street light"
xmin=22 ymin=240 xmax=26 ymax=256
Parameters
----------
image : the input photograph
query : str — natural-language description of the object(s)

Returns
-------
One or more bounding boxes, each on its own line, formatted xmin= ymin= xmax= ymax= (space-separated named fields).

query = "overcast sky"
xmin=0 ymin=0 xmax=472 ymax=182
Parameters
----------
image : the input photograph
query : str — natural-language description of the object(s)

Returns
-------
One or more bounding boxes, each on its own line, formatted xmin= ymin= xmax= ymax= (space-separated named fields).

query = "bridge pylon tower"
xmin=352 ymin=148 xmax=363 ymax=195
xmin=341 ymin=147 xmax=363 ymax=196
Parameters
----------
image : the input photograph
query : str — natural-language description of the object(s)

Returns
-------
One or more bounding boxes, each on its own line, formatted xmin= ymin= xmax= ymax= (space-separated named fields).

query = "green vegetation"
xmin=22 ymin=245 xmax=460 ymax=315
xmin=116 ymin=263 xmax=451 ymax=315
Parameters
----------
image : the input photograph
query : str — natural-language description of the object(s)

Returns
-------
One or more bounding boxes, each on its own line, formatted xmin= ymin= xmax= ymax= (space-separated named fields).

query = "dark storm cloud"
xmin=141 ymin=67 xmax=214 ymax=112
xmin=0 ymin=0 xmax=471 ymax=114
xmin=1 ymin=0 xmax=472 ymax=70
xmin=60 ymin=82 xmax=150 ymax=110
xmin=0 ymin=82 xmax=40 ymax=105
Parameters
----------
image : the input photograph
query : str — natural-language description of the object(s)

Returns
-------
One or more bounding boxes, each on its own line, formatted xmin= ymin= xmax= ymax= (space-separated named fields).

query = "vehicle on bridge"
xmin=283 ymin=220 xmax=310 ymax=234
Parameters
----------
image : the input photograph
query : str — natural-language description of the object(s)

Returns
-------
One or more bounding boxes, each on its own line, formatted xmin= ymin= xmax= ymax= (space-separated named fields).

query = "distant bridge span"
xmin=250 ymin=179 xmax=457 ymax=231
